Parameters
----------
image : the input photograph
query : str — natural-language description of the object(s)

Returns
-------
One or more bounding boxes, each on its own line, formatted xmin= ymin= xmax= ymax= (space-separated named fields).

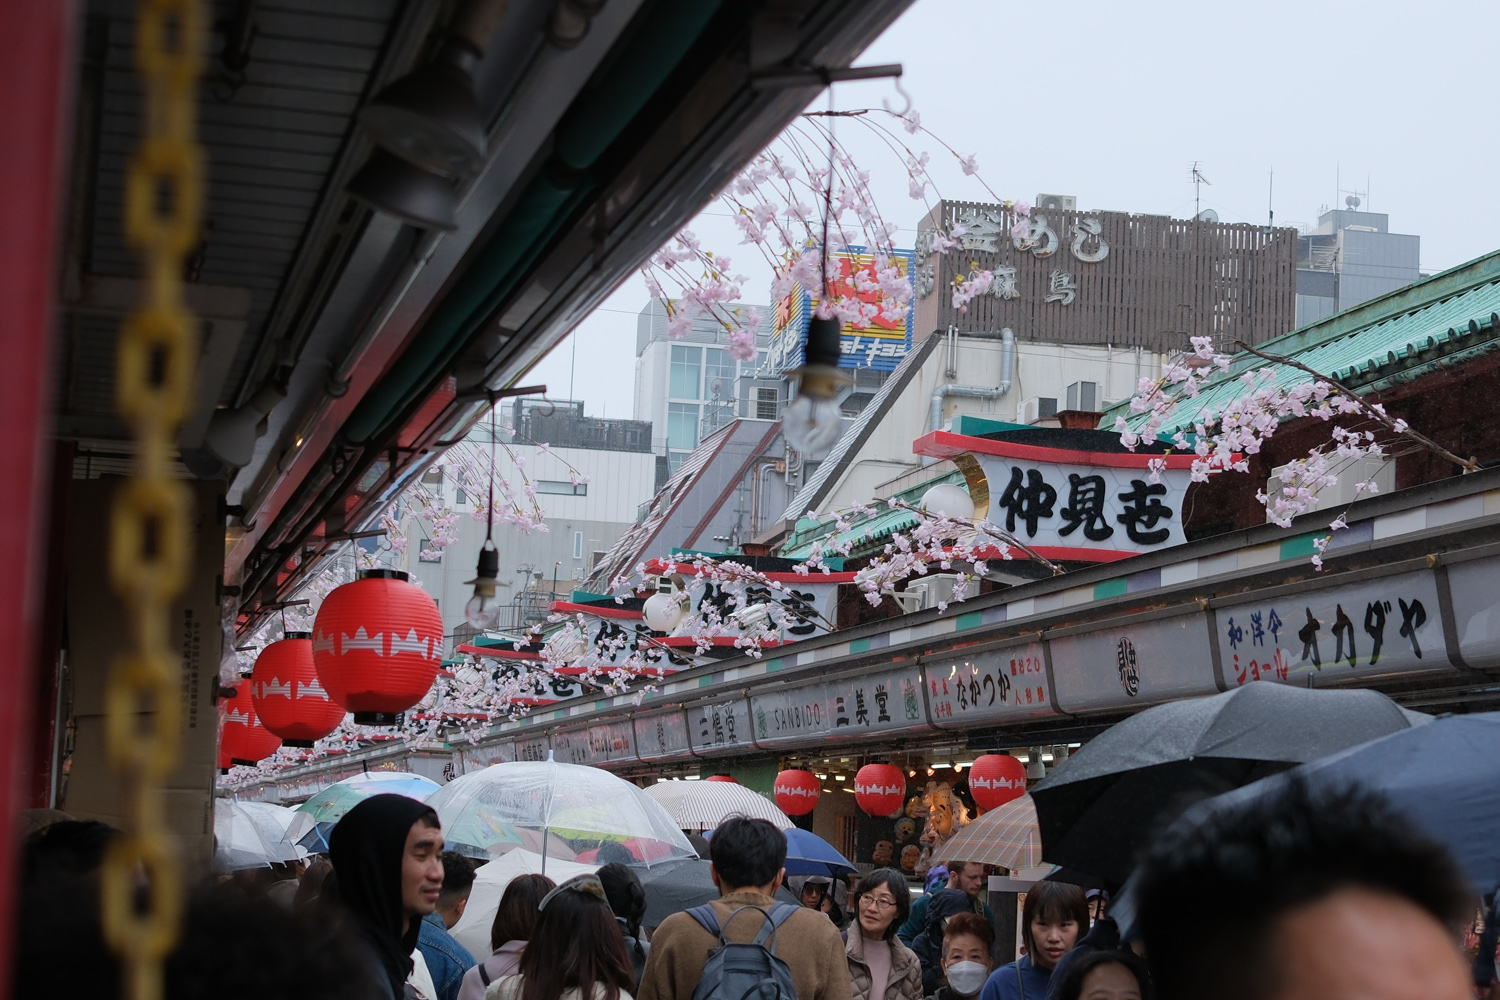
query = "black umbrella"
xmin=1031 ymin=682 xmax=1428 ymax=884
xmin=634 ymin=857 xmax=800 ymax=928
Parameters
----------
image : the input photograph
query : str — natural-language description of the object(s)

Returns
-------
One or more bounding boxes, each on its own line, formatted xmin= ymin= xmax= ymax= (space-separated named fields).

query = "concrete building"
xmin=634 ymin=300 xmax=776 ymax=475
xmin=778 ymin=329 xmax=1167 ymax=525
xmin=1295 ymin=201 xmax=1421 ymax=327
xmin=378 ymin=399 xmax=656 ymax=648
xmin=585 ymin=416 xmax=795 ymax=593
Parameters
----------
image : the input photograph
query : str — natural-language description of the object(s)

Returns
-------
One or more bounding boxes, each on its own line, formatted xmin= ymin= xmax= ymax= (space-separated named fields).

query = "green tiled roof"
xmin=781 ymin=469 xmax=967 ymax=559
xmin=1106 ymin=249 xmax=1500 ymax=435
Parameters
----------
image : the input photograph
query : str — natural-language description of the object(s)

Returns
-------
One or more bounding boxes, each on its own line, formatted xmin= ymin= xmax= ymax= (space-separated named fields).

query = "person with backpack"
xmin=636 ymin=816 xmax=852 ymax=1000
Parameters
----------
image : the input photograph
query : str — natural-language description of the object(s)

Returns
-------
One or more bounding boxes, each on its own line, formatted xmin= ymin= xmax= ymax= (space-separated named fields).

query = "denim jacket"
xmin=418 ymin=912 xmax=477 ymax=1000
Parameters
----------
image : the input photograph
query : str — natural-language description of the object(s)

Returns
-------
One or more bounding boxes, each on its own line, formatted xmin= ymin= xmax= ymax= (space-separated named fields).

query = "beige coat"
xmin=636 ymin=891 xmax=853 ymax=1000
xmin=845 ymin=930 xmax=923 ymax=1000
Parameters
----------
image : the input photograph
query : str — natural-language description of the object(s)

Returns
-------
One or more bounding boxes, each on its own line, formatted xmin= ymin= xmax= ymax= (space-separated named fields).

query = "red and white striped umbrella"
xmin=937 ymin=793 xmax=1043 ymax=871
xmin=644 ymin=780 xmax=794 ymax=832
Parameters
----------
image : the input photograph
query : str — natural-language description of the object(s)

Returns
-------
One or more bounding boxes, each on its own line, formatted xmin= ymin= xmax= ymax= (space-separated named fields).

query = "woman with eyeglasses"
xmin=485 ymin=874 xmax=636 ymax=1000
xmin=846 ymin=869 xmax=925 ymax=1000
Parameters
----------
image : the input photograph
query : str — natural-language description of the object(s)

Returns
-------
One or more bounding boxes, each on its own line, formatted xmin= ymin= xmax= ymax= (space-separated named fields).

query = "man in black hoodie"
xmin=329 ymin=793 xmax=447 ymax=1000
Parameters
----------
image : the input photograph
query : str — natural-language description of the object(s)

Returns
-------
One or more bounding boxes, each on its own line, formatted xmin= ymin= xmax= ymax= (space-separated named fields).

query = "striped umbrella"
xmin=644 ymin=780 xmax=793 ymax=832
xmin=937 ymin=793 xmax=1043 ymax=871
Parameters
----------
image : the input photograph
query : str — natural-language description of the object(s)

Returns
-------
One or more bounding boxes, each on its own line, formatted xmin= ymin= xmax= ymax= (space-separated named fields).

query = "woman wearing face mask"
xmin=977 ymin=883 xmax=1088 ymax=1000
xmin=845 ymin=869 xmax=924 ymax=1000
xmin=927 ymin=913 xmax=994 ymax=1000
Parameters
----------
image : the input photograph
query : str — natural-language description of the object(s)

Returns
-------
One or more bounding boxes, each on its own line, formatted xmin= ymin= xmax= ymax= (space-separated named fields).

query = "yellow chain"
xmin=104 ymin=1 xmax=204 ymax=997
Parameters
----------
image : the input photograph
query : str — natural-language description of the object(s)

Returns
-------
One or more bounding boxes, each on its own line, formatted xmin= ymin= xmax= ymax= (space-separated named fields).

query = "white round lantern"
xmin=642 ymin=591 xmax=688 ymax=632
xmin=921 ymin=482 xmax=975 ymax=520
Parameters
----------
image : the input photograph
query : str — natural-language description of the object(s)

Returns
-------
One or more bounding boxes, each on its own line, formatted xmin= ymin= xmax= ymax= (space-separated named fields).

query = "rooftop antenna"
xmin=1265 ymin=167 xmax=1274 ymax=236
xmin=1191 ymin=162 xmax=1211 ymax=220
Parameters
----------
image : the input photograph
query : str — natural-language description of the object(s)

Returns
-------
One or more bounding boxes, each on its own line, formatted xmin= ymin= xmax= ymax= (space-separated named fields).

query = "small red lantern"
xmin=773 ymin=768 xmax=820 ymax=816
xmin=312 ymin=569 xmax=443 ymax=724
xmin=968 ymin=753 xmax=1027 ymax=811
xmin=252 ymin=633 xmax=346 ymax=747
xmin=706 ymin=774 xmax=737 ymax=782
xmin=220 ymin=678 xmax=281 ymax=766
xmin=854 ymin=763 xmax=906 ymax=817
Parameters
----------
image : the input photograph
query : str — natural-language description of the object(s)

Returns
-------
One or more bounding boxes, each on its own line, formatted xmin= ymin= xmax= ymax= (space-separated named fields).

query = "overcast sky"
xmin=529 ymin=0 xmax=1499 ymax=419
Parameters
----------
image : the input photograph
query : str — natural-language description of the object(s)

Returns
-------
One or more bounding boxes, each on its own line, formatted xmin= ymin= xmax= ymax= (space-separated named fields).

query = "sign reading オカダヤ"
xmin=1214 ymin=570 xmax=1450 ymax=686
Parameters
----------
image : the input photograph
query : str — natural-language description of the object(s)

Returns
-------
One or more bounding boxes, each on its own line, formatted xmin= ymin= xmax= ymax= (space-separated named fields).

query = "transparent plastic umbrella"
xmin=215 ymin=799 xmax=301 ymax=870
xmin=288 ymin=771 xmax=442 ymax=853
xmin=426 ymin=753 xmax=696 ymax=872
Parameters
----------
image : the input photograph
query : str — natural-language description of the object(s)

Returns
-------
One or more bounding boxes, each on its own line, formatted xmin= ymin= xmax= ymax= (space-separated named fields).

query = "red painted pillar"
xmin=0 ymin=0 xmax=77 ymax=987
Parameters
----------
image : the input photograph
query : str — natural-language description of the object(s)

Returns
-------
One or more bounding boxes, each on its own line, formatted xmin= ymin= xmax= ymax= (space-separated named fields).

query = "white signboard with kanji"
xmin=914 ymin=431 xmax=1199 ymax=562
xmin=456 ymin=743 xmax=515 ymax=774
xmin=634 ymin=709 xmax=691 ymax=761
xmin=687 ymin=697 xmax=753 ymax=756
xmin=1446 ymin=555 xmax=1500 ymax=670
xmin=1214 ymin=570 xmax=1451 ymax=687
xmin=924 ymin=640 xmax=1057 ymax=728
xmin=1050 ymin=611 xmax=1219 ymax=713
xmin=643 ymin=560 xmax=849 ymax=644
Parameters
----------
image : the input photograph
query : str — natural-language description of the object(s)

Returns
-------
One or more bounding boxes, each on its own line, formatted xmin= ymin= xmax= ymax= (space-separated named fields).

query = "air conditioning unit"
xmin=1035 ymin=193 xmax=1077 ymax=212
xmin=895 ymin=574 xmax=964 ymax=613
xmin=1263 ymin=455 xmax=1396 ymax=523
xmin=1018 ymin=397 xmax=1059 ymax=424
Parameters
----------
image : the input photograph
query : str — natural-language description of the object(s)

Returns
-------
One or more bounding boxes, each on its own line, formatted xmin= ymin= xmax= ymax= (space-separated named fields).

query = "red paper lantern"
xmin=854 ymin=763 xmax=906 ymax=817
xmin=706 ymin=774 xmax=737 ymax=782
xmin=773 ymin=768 xmax=820 ymax=815
xmin=312 ymin=569 xmax=443 ymax=724
xmin=220 ymin=678 xmax=281 ymax=766
xmin=252 ymin=633 xmax=346 ymax=747
xmin=968 ymin=753 xmax=1027 ymax=811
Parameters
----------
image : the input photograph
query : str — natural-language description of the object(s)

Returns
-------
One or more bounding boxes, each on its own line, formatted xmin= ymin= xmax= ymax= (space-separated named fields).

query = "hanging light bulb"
xmin=784 ymin=84 xmax=852 ymax=463
xmin=464 ymin=543 xmax=502 ymax=628
xmin=642 ymin=589 xmax=687 ymax=632
xmin=464 ymin=397 xmax=505 ymax=629
xmin=783 ymin=313 xmax=849 ymax=461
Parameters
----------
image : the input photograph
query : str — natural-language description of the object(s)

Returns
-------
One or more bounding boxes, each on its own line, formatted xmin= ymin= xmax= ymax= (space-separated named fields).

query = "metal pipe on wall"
xmin=925 ymin=328 xmax=1015 ymax=464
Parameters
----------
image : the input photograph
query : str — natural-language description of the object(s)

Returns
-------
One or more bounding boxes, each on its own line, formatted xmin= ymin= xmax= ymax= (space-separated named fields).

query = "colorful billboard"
xmin=768 ymin=246 xmax=915 ymax=374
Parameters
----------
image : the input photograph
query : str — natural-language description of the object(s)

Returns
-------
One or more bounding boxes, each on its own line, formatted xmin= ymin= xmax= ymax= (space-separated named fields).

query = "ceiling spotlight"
xmin=925 ymin=766 xmax=935 ymax=777
xmin=359 ymin=40 xmax=486 ymax=177
xmin=347 ymin=150 xmax=459 ymax=231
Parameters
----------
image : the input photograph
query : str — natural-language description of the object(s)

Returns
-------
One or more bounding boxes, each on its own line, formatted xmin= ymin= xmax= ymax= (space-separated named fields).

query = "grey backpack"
xmin=686 ymin=902 xmax=801 ymax=1000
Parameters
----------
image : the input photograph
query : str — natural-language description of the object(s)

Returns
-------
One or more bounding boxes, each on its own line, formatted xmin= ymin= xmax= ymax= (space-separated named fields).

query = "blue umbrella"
xmin=701 ymin=826 xmax=857 ymax=877
xmin=1140 ymin=711 xmax=1500 ymax=895
xmin=783 ymin=828 xmax=857 ymax=877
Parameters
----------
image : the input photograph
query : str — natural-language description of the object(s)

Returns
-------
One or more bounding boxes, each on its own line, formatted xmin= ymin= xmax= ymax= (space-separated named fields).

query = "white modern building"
xmin=1296 ymin=201 xmax=1421 ymax=327
xmin=780 ymin=329 xmax=1166 ymax=523
xmin=370 ymin=399 xmax=657 ymax=649
xmin=635 ymin=299 xmax=776 ymax=474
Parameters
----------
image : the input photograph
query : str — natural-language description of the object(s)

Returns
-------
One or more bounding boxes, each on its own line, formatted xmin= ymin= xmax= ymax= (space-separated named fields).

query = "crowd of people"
xmin=13 ymin=779 xmax=1497 ymax=1000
